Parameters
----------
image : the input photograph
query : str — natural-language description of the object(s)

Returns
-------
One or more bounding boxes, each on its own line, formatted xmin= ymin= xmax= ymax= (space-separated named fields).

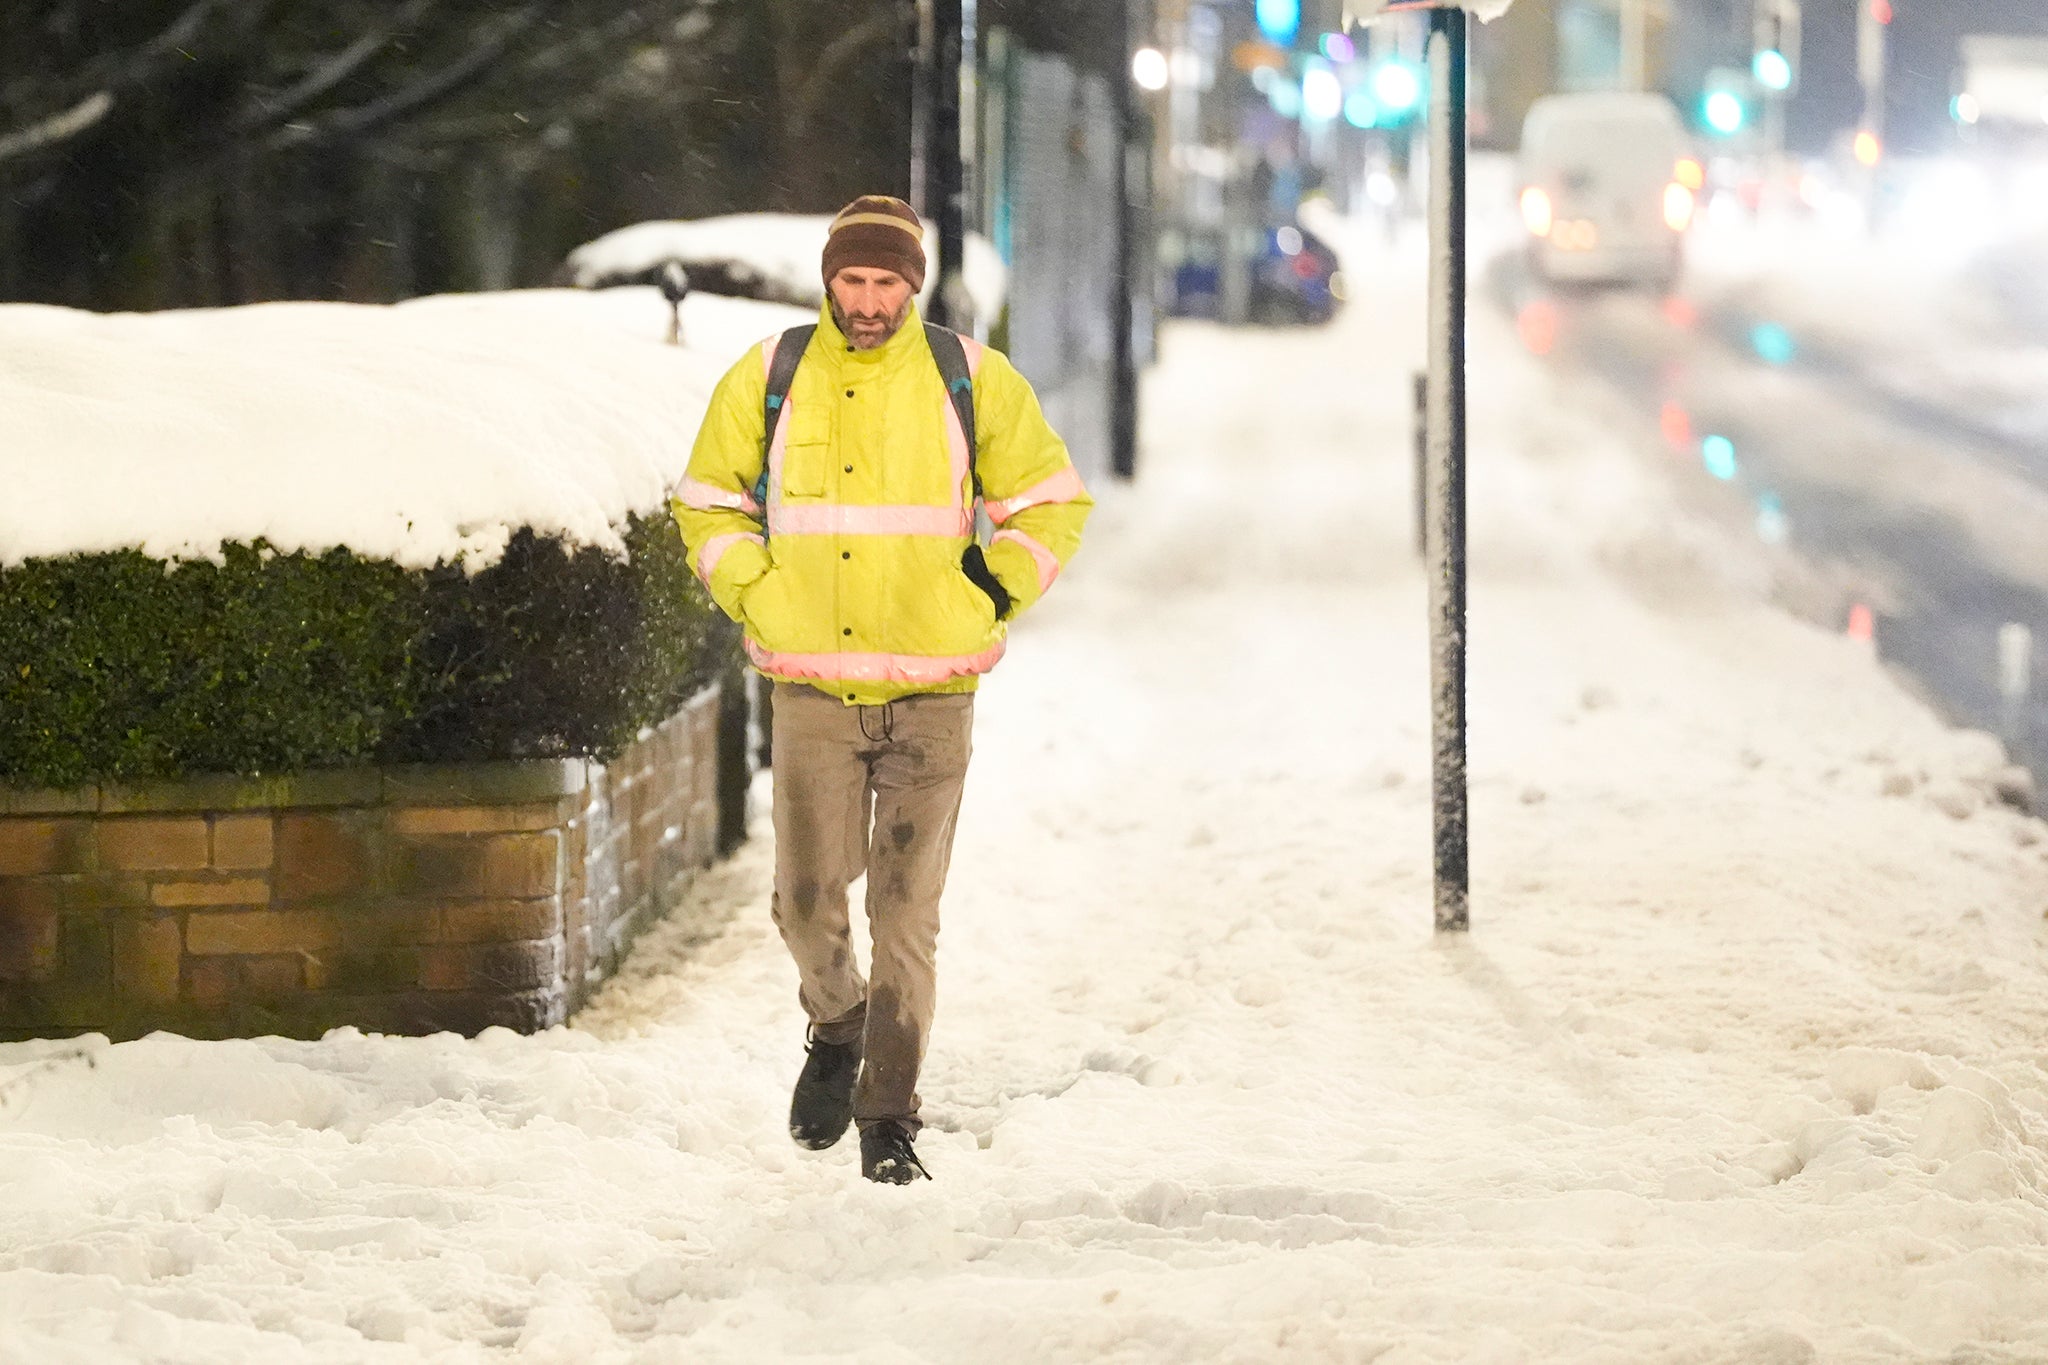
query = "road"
xmin=1482 ymin=247 xmax=2048 ymax=800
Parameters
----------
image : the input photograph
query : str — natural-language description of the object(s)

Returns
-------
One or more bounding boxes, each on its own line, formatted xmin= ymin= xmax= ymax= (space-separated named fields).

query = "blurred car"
xmin=1517 ymin=92 xmax=1698 ymax=291
xmin=1161 ymin=221 xmax=1345 ymax=325
xmin=1252 ymin=222 xmax=1344 ymax=324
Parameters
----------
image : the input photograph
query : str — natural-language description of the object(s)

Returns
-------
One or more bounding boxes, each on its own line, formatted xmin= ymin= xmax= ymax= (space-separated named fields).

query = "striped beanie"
xmin=821 ymin=195 xmax=926 ymax=293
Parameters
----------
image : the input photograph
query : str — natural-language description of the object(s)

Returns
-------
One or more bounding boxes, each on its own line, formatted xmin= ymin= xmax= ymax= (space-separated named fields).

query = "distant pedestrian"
xmin=671 ymin=195 xmax=1092 ymax=1183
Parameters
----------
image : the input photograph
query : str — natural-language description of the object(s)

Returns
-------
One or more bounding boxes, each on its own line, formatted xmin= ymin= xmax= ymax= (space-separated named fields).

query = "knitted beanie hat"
xmin=821 ymin=195 xmax=926 ymax=293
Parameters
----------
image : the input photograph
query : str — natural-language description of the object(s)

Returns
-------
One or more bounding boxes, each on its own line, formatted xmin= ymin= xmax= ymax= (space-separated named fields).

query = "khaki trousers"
xmin=769 ymin=682 xmax=974 ymax=1133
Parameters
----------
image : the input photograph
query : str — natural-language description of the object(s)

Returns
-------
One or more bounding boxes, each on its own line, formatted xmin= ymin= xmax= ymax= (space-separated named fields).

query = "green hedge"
xmin=0 ymin=514 xmax=731 ymax=788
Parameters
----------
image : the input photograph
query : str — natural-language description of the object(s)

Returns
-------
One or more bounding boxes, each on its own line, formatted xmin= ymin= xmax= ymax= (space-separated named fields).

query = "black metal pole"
xmin=929 ymin=0 xmax=966 ymax=330
xmin=1111 ymin=0 xmax=1139 ymax=478
xmin=1411 ymin=370 xmax=1427 ymax=556
xmin=909 ymin=0 xmax=932 ymax=213
xmin=1425 ymin=5 xmax=1469 ymax=934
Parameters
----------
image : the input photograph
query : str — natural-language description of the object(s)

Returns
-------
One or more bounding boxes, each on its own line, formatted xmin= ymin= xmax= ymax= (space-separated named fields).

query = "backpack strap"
xmin=762 ymin=324 xmax=816 ymax=454
xmin=758 ymin=324 xmax=814 ymax=514
xmin=924 ymin=322 xmax=980 ymax=500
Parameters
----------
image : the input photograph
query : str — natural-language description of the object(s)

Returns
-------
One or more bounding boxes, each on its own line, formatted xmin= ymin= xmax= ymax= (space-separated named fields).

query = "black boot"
xmin=788 ymin=1034 xmax=861 ymax=1150
xmin=860 ymin=1120 xmax=930 ymax=1184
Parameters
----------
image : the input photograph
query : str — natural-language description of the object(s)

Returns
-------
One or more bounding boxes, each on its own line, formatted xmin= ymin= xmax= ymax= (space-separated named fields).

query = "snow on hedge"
xmin=0 ymin=289 xmax=808 ymax=572
xmin=561 ymin=212 xmax=1009 ymax=325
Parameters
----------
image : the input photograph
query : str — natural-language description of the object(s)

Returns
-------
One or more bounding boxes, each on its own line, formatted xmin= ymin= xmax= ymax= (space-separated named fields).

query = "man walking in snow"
xmin=671 ymin=195 xmax=1092 ymax=1184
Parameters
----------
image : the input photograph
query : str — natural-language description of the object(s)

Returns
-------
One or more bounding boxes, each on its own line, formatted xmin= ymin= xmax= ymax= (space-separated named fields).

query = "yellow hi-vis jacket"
xmin=671 ymin=302 xmax=1093 ymax=705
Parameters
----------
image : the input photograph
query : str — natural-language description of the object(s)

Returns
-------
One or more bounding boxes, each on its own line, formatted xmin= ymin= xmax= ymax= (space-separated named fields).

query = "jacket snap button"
xmin=844 ymin=389 xmax=854 ymax=398
xmin=843 ymin=464 xmax=853 ymax=473
xmin=841 ymin=551 xmax=851 ymax=560
xmin=842 ymin=628 xmax=852 ymax=637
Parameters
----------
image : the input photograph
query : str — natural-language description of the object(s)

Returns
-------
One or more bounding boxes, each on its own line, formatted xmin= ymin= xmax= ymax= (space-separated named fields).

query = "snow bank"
xmin=561 ymin=212 xmax=1009 ymax=327
xmin=0 ymin=289 xmax=806 ymax=571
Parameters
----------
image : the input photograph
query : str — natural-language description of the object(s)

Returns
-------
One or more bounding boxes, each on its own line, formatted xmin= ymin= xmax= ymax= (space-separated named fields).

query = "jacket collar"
xmin=817 ymin=299 xmax=925 ymax=370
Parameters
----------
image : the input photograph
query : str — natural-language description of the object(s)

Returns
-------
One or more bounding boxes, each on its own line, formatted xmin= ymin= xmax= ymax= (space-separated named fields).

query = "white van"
xmin=1516 ymin=92 xmax=1699 ymax=290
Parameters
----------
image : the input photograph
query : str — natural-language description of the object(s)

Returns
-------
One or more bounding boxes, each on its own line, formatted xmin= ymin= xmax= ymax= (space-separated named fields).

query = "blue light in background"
xmin=1750 ymin=322 xmax=1796 ymax=366
xmin=1256 ymin=0 xmax=1300 ymax=45
xmin=1704 ymin=91 xmax=1746 ymax=135
xmin=1302 ymin=64 xmax=1344 ymax=123
xmin=1756 ymin=491 xmax=1790 ymax=544
xmin=1373 ymin=60 xmax=1423 ymax=114
xmin=1344 ymin=88 xmax=1381 ymax=128
xmin=1702 ymin=435 xmax=1739 ymax=481
xmin=1267 ymin=77 xmax=1303 ymax=120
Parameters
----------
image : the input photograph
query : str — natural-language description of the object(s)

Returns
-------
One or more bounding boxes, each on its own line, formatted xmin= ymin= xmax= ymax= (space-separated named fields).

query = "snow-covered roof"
xmin=0 ymin=289 xmax=808 ymax=571
xmin=561 ymin=212 xmax=1009 ymax=327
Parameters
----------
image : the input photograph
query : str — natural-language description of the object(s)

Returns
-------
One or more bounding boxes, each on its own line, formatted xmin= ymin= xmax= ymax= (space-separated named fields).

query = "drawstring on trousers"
xmin=858 ymin=700 xmax=895 ymax=744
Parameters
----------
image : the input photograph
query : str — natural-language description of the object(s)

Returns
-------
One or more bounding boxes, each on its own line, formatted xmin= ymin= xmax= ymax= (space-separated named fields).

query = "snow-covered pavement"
xmin=4 ymin=225 xmax=2048 ymax=1364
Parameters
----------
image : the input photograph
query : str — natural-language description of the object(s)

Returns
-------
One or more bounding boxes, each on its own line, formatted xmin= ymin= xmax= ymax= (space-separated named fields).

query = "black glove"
xmin=961 ymin=543 xmax=1013 ymax=621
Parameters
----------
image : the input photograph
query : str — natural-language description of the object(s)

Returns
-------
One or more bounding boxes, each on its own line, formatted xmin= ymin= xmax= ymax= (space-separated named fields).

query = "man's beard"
xmin=830 ymin=295 xmax=913 ymax=350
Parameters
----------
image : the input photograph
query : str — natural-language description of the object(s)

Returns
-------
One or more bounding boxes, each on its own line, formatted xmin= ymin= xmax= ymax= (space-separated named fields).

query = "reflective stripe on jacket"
xmin=671 ymin=301 xmax=1092 ymax=705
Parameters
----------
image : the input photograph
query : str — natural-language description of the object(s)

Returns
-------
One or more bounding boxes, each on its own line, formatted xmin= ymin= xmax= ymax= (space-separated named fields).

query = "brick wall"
xmin=0 ymin=686 xmax=729 ymax=1041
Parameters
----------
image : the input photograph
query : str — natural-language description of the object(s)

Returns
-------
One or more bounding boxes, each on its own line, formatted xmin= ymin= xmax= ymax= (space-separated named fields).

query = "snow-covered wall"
xmin=561 ymin=213 xmax=1009 ymax=327
xmin=0 ymin=289 xmax=808 ymax=572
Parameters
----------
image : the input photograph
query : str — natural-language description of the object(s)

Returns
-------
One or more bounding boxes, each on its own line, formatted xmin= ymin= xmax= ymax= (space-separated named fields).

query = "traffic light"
xmin=1301 ymin=63 xmax=1344 ymax=123
xmin=1369 ymin=57 xmax=1425 ymax=121
xmin=1701 ymin=67 xmax=1754 ymax=137
xmin=1752 ymin=0 xmax=1801 ymax=94
xmin=1256 ymin=0 xmax=1300 ymax=45
xmin=1753 ymin=48 xmax=1792 ymax=92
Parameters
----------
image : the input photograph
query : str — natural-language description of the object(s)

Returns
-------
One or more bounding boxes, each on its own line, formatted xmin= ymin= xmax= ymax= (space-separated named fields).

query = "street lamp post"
xmin=1856 ymin=0 xmax=1889 ymax=212
xmin=1619 ymin=0 xmax=1646 ymax=91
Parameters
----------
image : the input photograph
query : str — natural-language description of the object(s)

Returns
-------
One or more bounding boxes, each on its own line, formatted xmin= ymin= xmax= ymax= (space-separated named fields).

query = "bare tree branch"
xmin=0 ymin=0 xmax=230 ymax=164
xmin=403 ymin=6 xmax=689 ymax=149
xmin=268 ymin=4 xmax=546 ymax=150
xmin=127 ymin=0 xmax=233 ymax=68
xmin=230 ymin=0 xmax=443 ymax=138
xmin=789 ymin=8 xmax=903 ymax=138
xmin=0 ymin=89 xmax=111 ymax=164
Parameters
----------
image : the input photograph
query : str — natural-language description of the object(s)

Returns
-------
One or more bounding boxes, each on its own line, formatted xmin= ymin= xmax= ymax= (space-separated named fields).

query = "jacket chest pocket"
xmin=777 ymin=402 xmax=834 ymax=499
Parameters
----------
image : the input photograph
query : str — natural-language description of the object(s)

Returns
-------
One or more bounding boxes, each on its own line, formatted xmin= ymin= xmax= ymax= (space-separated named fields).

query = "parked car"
xmin=1517 ymin=91 xmax=1698 ymax=291
xmin=1161 ymin=221 xmax=1345 ymax=325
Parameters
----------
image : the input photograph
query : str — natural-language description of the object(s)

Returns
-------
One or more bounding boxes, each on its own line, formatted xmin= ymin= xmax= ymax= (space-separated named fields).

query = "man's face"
xmin=828 ymin=267 xmax=915 ymax=350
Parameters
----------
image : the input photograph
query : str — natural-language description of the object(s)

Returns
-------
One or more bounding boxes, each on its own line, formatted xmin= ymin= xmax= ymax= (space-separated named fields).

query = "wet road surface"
xmin=1483 ymin=251 xmax=2048 ymax=797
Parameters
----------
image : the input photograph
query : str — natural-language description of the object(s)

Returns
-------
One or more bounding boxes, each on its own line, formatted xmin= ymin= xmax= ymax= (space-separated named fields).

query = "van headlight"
xmin=1663 ymin=183 xmax=1696 ymax=232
